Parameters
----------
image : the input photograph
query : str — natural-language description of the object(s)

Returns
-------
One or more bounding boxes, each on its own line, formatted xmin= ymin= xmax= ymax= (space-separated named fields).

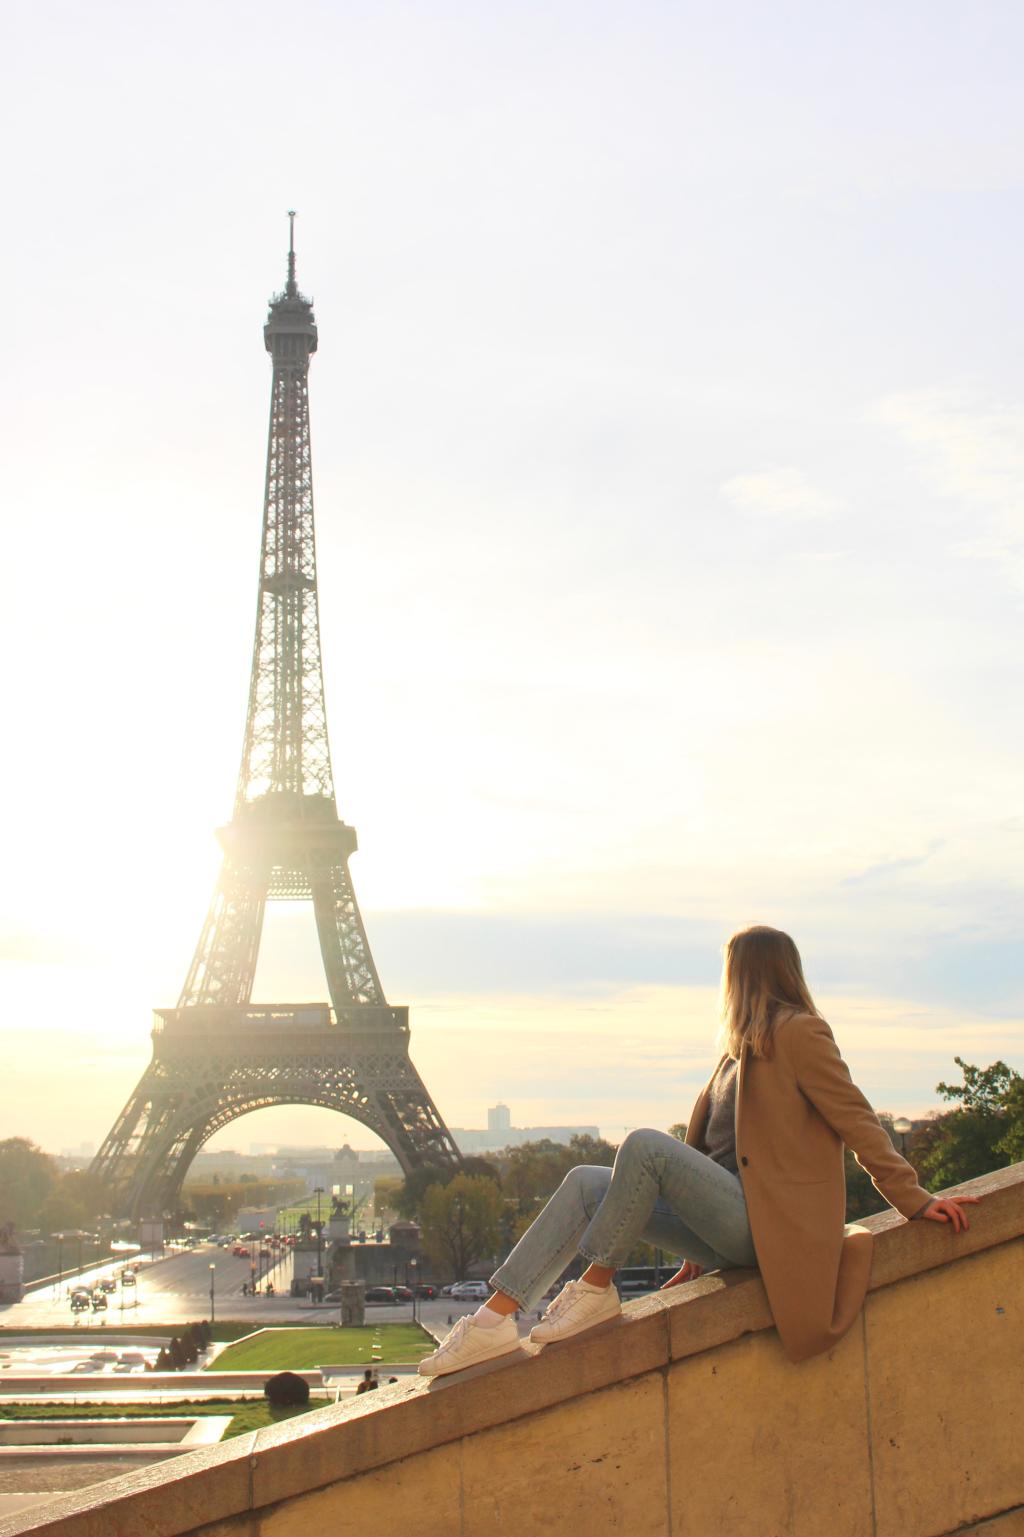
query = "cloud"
xmin=247 ymin=904 xmax=1024 ymax=1013
xmin=874 ymin=389 xmax=1024 ymax=586
xmin=720 ymin=467 xmax=835 ymax=521
xmin=842 ymin=841 xmax=945 ymax=887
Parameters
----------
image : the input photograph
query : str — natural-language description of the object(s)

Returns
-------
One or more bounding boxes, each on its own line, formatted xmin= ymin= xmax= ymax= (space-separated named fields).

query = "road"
xmin=1 ymin=1242 xmax=546 ymax=1340
xmin=1 ymin=1244 xmax=299 ymax=1331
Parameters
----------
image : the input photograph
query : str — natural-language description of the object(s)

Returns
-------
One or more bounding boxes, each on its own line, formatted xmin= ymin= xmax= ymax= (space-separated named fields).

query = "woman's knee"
xmin=618 ymin=1127 xmax=668 ymax=1160
xmin=561 ymin=1163 xmax=611 ymax=1213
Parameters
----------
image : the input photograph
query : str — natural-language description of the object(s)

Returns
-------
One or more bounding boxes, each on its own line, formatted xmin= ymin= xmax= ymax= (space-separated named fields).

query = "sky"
xmin=1 ymin=0 xmax=1022 ymax=1157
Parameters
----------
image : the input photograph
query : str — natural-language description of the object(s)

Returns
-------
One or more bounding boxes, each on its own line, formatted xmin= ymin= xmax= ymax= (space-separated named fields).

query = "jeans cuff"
xmin=488 ymin=1276 xmax=528 ymax=1308
xmin=577 ymin=1246 xmax=617 ymax=1269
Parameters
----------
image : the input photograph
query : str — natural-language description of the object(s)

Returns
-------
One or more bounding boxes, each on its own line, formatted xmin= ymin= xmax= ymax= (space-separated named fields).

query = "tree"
xmin=420 ymin=1174 xmax=505 ymax=1279
xmin=844 ymin=1148 xmax=887 ymax=1221
xmin=393 ymin=1162 xmax=465 ymax=1220
xmin=915 ymin=1059 xmax=1024 ymax=1189
xmin=37 ymin=1188 xmax=90 ymax=1233
xmin=566 ymin=1135 xmax=617 ymax=1168
xmin=495 ymin=1137 xmax=616 ymax=1224
xmin=373 ymin=1176 xmax=403 ymax=1225
xmin=0 ymin=1139 xmax=58 ymax=1230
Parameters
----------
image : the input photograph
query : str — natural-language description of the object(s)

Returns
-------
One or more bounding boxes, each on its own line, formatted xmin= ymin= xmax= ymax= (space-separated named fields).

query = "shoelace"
xmin=437 ymin=1314 xmax=473 ymax=1352
xmin=543 ymin=1281 xmax=583 ymax=1318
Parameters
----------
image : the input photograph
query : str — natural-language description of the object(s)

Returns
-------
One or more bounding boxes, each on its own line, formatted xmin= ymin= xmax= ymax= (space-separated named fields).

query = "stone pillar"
xmin=0 ymin=1226 xmax=24 ymax=1304
xmin=340 ymin=1281 xmax=365 ymax=1327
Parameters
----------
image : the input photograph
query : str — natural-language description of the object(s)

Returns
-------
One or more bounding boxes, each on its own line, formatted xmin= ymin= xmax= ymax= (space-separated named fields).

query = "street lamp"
xmin=313 ymin=1187 xmax=324 ymax=1279
xmin=409 ymin=1257 xmax=419 ymax=1324
xmin=209 ymin=1263 xmax=216 ymax=1324
xmin=53 ymin=1232 xmax=65 ymax=1298
xmin=893 ymin=1117 xmax=913 ymax=1155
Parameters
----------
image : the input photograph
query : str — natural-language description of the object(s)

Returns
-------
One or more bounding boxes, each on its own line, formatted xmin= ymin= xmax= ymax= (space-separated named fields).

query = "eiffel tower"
xmin=92 ymin=216 xmax=461 ymax=1220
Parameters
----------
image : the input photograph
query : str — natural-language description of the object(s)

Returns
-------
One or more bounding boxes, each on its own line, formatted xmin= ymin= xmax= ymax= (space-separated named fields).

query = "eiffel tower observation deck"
xmin=92 ymin=217 xmax=461 ymax=1220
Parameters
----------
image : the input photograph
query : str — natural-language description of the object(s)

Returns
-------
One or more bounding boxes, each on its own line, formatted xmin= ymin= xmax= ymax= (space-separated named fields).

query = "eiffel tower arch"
xmin=92 ymin=217 xmax=461 ymax=1220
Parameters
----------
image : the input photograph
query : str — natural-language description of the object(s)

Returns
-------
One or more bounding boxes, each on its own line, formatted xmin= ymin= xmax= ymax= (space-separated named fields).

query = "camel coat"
xmin=685 ymin=1012 xmax=931 ymax=1363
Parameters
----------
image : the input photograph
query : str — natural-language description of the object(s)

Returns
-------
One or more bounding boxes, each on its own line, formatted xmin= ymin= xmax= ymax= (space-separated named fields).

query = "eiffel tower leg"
xmin=367 ymin=1074 xmax=463 ymax=1172
xmin=179 ymin=862 xmax=267 ymax=1007
xmin=90 ymin=1059 xmax=184 ymax=1219
xmin=311 ymin=862 xmax=383 ymax=1009
xmin=95 ymin=1026 xmax=461 ymax=1219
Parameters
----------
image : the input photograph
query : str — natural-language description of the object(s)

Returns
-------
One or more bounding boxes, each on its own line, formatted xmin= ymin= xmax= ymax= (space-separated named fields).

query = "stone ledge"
xmin=1 ymin=1161 xmax=1019 ymax=1537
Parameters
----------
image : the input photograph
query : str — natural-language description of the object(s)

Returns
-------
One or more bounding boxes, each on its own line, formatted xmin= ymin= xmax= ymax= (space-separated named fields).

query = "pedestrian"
xmin=419 ymin=925 xmax=980 ymax=1379
xmin=355 ymin=1368 xmax=378 ymax=1395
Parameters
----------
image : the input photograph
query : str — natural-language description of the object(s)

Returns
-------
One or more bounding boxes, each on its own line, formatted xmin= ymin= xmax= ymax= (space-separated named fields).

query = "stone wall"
xmin=1 ymin=1163 xmax=1020 ymax=1537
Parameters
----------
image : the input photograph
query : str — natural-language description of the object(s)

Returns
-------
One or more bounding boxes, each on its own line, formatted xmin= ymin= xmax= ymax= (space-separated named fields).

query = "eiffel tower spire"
xmin=91 ymin=219 xmax=461 ymax=1218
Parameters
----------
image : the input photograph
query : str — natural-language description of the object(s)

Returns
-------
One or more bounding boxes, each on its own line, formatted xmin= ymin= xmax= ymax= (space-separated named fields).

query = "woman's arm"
xmin=788 ymin=1015 xmax=935 ymax=1219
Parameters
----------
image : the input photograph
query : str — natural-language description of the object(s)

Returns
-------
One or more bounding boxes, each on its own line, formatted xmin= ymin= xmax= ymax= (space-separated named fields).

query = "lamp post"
xmin=209 ymin=1263 xmax=216 ymax=1324
xmin=313 ymin=1186 xmax=324 ymax=1279
xmin=893 ymin=1117 xmax=913 ymax=1156
xmin=54 ymin=1232 xmax=64 ymax=1299
xmin=409 ymin=1257 xmax=419 ymax=1323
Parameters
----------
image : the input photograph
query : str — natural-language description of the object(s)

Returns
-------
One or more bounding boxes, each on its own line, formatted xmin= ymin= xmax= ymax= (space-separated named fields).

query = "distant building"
xmin=451 ymin=1107 xmax=600 ymax=1154
xmin=188 ymin=1143 xmax=401 ymax=1191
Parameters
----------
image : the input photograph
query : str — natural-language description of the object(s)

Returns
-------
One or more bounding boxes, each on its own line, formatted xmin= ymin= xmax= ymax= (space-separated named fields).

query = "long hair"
xmin=719 ymin=925 xmax=819 ymax=1059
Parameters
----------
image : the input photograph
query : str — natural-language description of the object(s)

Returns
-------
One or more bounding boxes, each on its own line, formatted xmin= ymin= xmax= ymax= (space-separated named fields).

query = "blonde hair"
xmin=719 ymin=925 xmax=819 ymax=1059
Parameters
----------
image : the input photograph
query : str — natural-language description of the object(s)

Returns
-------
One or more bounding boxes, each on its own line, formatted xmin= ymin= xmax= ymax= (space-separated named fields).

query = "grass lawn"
xmin=0 ymin=1399 xmax=314 ymax=1439
xmin=208 ymin=1325 xmax=433 ymax=1371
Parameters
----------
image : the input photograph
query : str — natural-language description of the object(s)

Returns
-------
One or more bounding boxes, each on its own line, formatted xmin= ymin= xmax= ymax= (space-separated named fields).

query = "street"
xmin=1 ymin=1243 xmax=543 ymax=1339
xmin=1 ymin=1244 xmax=297 ymax=1330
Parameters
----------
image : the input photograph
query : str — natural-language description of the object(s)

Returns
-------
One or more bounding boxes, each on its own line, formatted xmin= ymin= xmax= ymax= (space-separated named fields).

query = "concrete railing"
xmin=0 ymin=1162 xmax=1021 ymax=1537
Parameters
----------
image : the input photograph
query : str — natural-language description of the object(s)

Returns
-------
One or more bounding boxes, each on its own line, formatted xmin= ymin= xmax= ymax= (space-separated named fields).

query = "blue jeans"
xmin=489 ymin=1128 xmax=757 ymax=1311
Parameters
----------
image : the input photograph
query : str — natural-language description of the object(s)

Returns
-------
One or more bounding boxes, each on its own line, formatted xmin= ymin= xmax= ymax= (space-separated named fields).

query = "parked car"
xmin=364 ymin=1286 xmax=398 ymax=1304
xmin=448 ymin=1281 xmax=491 ymax=1300
xmin=414 ymin=1284 xmax=437 ymax=1299
xmin=392 ymin=1285 xmax=414 ymax=1302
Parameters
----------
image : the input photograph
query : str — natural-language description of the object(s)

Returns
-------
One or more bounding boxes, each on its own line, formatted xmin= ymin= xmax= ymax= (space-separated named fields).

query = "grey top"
xmin=703 ymin=1057 xmax=739 ymax=1174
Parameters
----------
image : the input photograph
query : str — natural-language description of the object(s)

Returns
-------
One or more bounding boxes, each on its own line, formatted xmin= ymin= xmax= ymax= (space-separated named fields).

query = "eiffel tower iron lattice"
xmin=92 ymin=217 xmax=461 ymax=1219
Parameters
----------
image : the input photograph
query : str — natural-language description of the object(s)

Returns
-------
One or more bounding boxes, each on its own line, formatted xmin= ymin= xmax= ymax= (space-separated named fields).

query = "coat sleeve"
xmin=788 ymin=1016 xmax=933 ymax=1220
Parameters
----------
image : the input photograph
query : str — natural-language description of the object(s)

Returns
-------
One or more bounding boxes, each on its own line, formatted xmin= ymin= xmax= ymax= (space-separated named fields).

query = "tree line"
xmin=381 ymin=1059 xmax=1024 ymax=1278
xmin=2 ymin=1057 xmax=1019 ymax=1269
xmin=0 ymin=1141 xmax=308 ymax=1239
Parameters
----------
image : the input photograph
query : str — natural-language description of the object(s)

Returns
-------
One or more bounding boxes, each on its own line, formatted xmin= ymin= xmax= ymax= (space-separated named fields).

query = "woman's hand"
xmin=919 ymin=1195 xmax=981 ymax=1233
xmin=660 ymin=1260 xmax=703 ymax=1289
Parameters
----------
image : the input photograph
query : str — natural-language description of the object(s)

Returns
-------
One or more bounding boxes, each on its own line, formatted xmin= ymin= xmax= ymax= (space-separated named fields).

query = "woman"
xmin=419 ymin=926 xmax=978 ymax=1378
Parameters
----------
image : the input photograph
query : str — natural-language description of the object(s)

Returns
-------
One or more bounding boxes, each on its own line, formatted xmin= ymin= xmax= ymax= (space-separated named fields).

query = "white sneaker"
xmin=417 ymin=1312 xmax=524 ymax=1379
xmin=530 ymin=1280 xmax=621 ymax=1347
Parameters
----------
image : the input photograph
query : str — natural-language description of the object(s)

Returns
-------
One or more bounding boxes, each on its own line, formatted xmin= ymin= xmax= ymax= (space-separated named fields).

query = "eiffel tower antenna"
xmin=91 ymin=220 xmax=461 ymax=1219
xmin=286 ymin=209 xmax=297 ymax=296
